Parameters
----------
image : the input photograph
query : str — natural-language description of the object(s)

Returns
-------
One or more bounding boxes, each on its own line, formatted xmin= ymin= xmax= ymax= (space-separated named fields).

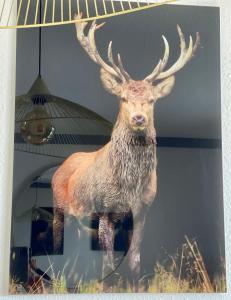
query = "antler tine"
xmin=75 ymin=13 xmax=129 ymax=82
xmin=75 ymin=14 xmax=97 ymax=63
xmin=107 ymin=42 xmax=131 ymax=81
xmin=145 ymin=25 xmax=200 ymax=82
xmin=161 ymin=35 xmax=170 ymax=70
xmin=88 ymin=22 xmax=121 ymax=79
xmin=117 ymin=54 xmax=131 ymax=81
xmin=108 ymin=41 xmax=124 ymax=78
xmin=145 ymin=35 xmax=169 ymax=82
xmin=155 ymin=26 xmax=193 ymax=80
xmin=145 ymin=59 xmax=163 ymax=82
xmin=192 ymin=32 xmax=201 ymax=56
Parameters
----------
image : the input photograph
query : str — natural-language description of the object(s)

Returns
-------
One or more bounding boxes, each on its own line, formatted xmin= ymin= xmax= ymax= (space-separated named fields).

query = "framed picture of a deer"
xmin=8 ymin=1 xmax=226 ymax=295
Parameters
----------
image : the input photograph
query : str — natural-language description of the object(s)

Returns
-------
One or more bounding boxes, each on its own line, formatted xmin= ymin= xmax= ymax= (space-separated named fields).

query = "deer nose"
xmin=132 ymin=114 xmax=146 ymax=127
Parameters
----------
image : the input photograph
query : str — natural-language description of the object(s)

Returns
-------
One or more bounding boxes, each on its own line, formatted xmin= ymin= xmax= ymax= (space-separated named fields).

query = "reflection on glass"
xmin=20 ymin=107 xmax=55 ymax=145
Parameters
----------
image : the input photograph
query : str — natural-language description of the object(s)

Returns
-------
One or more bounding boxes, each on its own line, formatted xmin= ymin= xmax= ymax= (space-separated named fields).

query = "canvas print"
xmin=10 ymin=1 xmax=226 ymax=294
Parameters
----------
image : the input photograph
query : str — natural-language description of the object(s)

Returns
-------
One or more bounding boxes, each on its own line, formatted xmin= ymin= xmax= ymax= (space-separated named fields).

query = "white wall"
xmin=2 ymin=0 xmax=231 ymax=300
xmin=0 ymin=0 xmax=16 ymax=294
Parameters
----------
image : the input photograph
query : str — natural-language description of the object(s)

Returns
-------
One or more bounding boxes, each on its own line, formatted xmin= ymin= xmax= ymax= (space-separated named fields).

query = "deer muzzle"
xmin=131 ymin=113 xmax=147 ymax=131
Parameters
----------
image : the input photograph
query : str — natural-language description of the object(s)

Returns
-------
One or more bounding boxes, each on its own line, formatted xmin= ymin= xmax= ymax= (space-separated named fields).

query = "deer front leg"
xmin=53 ymin=207 xmax=64 ymax=254
xmin=98 ymin=214 xmax=115 ymax=291
xmin=127 ymin=212 xmax=146 ymax=292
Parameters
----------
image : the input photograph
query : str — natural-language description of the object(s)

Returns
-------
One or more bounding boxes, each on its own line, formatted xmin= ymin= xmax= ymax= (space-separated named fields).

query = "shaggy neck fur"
xmin=108 ymin=114 xmax=156 ymax=191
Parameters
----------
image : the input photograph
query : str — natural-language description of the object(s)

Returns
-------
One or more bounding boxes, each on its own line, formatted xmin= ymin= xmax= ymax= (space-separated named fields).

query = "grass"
xmin=9 ymin=236 xmax=226 ymax=294
xmin=147 ymin=235 xmax=223 ymax=293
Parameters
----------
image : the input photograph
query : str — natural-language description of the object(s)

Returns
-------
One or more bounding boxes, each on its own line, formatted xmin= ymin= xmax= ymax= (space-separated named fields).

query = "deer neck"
xmin=108 ymin=115 xmax=156 ymax=186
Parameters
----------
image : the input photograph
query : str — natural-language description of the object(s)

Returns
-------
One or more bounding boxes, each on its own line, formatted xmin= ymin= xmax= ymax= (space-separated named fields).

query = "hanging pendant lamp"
xmin=14 ymin=1 xmax=112 ymax=158
xmin=0 ymin=0 xmax=176 ymax=29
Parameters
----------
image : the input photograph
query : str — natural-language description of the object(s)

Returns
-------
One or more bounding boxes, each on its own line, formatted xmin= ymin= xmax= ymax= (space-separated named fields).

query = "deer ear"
xmin=154 ymin=76 xmax=175 ymax=100
xmin=100 ymin=69 xmax=122 ymax=96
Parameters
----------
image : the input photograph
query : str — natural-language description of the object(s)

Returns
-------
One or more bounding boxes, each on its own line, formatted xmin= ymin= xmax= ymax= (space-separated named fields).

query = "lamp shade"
xmin=15 ymin=76 xmax=112 ymax=158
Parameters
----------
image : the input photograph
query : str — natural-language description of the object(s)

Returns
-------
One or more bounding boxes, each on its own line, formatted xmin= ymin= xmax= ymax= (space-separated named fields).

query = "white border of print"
xmin=1 ymin=1 xmax=230 ymax=299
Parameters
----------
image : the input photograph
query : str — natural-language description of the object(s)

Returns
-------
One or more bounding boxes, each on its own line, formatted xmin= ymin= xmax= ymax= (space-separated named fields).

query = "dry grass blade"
xmin=185 ymin=235 xmax=214 ymax=292
xmin=177 ymin=243 xmax=185 ymax=292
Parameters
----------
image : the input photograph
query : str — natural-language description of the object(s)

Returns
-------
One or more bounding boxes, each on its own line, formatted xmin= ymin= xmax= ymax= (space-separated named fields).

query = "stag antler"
xmin=74 ymin=14 xmax=131 ymax=83
xmin=145 ymin=25 xmax=200 ymax=83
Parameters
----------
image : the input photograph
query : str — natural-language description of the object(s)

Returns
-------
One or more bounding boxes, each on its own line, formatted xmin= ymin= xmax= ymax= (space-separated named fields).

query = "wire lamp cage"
xmin=0 ymin=0 xmax=176 ymax=29
xmin=14 ymin=0 xmax=113 ymax=158
xmin=15 ymin=76 xmax=113 ymax=158
xmin=11 ymin=0 xmax=175 ymax=158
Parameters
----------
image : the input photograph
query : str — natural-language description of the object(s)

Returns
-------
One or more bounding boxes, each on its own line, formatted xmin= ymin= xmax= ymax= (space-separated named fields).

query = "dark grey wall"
xmin=16 ymin=4 xmax=221 ymax=139
xmin=143 ymin=147 xmax=224 ymax=278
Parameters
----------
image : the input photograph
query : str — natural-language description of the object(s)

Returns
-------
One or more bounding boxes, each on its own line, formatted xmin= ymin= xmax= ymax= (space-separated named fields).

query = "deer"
xmin=52 ymin=14 xmax=200 ymax=292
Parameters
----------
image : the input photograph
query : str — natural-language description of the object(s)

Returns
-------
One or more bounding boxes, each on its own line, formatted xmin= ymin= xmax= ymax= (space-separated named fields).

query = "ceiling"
xmin=16 ymin=4 xmax=221 ymax=139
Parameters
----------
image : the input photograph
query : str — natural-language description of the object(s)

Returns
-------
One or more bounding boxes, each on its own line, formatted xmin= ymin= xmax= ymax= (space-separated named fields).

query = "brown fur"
xmin=52 ymin=73 xmax=172 ymax=218
xmin=52 ymin=75 xmax=173 ymax=290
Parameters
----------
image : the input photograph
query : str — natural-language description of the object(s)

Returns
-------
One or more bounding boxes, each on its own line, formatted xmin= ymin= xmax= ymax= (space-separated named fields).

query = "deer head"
xmin=75 ymin=15 xmax=200 ymax=133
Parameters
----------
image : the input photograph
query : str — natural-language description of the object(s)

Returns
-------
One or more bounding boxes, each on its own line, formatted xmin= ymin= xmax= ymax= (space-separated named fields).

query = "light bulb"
xmin=20 ymin=107 xmax=55 ymax=145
